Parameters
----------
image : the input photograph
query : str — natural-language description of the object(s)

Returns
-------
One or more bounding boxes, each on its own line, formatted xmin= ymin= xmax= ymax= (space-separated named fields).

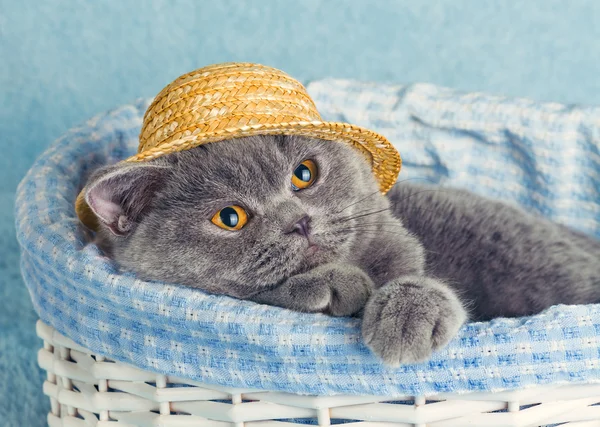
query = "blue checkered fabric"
xmin=15 ymin=79 xmax=600 ymax=396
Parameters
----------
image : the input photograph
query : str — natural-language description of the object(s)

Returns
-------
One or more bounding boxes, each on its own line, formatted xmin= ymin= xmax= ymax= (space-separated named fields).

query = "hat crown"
xmin=139 ymin=63 xmax=322 ymax=153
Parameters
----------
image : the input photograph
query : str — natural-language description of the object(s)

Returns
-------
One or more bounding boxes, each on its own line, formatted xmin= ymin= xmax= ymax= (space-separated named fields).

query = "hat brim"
xmin=76 ymin=120 xmax=401 ymax=231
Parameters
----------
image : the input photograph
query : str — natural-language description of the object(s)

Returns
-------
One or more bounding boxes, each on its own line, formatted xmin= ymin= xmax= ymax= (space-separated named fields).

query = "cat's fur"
xmin=82 ymin=135 xmax=600 ymax=365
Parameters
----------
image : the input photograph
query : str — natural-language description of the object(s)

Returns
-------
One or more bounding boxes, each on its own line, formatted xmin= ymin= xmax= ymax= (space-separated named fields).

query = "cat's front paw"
xmin=252 ymin=264 xmax=373 ymax=316
xmin=318 ymin=264 xmax=373 ymax=317
xmin=361 ymin=277 xmax=466 ymax=366
xmin=283 ymin=264 xmax=372 ymax=316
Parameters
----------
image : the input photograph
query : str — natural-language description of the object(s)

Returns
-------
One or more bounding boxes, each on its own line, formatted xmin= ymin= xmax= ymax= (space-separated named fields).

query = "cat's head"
xmin=84 ymin=135 xmax=391 ymax=297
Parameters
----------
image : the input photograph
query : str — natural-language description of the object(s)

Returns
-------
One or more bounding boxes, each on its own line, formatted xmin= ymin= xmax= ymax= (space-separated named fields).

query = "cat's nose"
xmin=286 ymin=215 xmax=311 ymax=238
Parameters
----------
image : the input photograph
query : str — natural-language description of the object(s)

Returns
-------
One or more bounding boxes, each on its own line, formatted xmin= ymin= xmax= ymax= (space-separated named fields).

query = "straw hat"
xmin=76 ymin=62 xmax=401 ymax=230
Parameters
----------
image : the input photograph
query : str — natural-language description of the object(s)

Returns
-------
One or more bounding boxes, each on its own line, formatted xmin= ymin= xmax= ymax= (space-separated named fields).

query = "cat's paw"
xmin=286 ymin=264 xmax=373 ymax=316
xmin=320 ymin=264 xmax=373 ymax=317
xmin=361 ymin=277 xmax=466 ymax=366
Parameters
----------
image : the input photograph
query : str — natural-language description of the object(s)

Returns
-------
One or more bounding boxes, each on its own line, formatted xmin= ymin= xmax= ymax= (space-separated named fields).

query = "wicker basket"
xmin=38 ymin=320 xmax=600 ymax=427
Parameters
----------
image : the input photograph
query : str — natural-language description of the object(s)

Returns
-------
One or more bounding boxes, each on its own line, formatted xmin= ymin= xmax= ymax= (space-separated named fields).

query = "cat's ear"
xmin=84 ymin=163 xmax=170 ymax=236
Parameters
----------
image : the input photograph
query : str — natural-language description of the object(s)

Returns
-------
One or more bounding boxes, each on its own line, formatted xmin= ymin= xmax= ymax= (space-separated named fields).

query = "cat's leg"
xmin=361 ymin=275 xmax=467 ymax=366
xmin=250 ymin=263 xmax=373 ymax=316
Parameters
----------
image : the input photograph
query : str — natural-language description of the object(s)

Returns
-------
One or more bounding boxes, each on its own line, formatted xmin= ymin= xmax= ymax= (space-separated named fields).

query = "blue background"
xmin=2 ymin=1 xmax=600 ymax=425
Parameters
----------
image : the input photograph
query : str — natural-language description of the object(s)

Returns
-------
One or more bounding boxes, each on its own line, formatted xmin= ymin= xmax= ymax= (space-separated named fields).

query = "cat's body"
xmin=83 ymin=135 xmax=600 ymax=365
xmin=390 ymin=184 xmax=600 ymax=320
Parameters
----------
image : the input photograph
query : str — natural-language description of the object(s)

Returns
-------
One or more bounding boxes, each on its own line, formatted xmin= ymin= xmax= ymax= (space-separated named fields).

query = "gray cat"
xmin=82 ymin=135 xmax=600 ymax=365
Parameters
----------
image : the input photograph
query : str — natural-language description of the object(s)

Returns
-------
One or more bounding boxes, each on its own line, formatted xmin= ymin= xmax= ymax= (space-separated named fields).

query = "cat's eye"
xmin=211 ymin=205 xmax=248 ymax=231
xmin=291 ymin=160 xmax=318 ymax=191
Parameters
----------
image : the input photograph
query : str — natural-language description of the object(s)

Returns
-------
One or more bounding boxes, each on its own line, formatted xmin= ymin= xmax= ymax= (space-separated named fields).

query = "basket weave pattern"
xmin=38 ymin=321 xmax=600 ymax=427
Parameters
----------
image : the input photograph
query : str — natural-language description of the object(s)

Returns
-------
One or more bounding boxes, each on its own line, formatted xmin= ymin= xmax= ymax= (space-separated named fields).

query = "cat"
xmin=81 ymin=135 xmax=600 ymax=366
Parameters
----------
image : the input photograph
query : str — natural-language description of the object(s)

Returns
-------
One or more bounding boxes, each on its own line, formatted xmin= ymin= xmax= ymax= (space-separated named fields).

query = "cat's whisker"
xmin=349 ymin=221 xmax=406 ymax=227
xmin=335 ymin=176 xmax=433 ymax=215
xmin=336 ymin=190 xmax=382 ymax=214
xmin=344 ymin=231 xmax=408 ymax=238
xmin=336 ymin=206 xmax=392 ymax=224
xmin=337 ymin=224 xmax=402 ymax=231
xmin=338 ymin=226 xmax=404 ymax=233
xmin=335 ymin=202 xmax=394 ymax=223
xmin=335 ymin=189 xmax=447 ymax=224
xmin=333 ymin=226 xmax=410 ymax=237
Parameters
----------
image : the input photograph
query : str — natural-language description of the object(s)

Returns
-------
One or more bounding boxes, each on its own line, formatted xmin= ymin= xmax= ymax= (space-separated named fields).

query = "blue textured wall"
xmin=2 ymin=2 xmax=600 ymax=426
xmin=3 ymin=1 xmax=600 ymax=188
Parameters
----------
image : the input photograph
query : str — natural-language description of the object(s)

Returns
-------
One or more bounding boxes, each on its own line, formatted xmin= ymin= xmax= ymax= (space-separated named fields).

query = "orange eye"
xmin=211 ymin=205 xmax=248 ymax=231
xmin=291 ymin=160 xmax=318 ymax=191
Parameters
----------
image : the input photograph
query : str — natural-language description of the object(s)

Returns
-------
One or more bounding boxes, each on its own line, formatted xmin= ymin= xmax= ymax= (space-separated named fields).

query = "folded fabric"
xmin=15 ymin=79 xmax=600 ymax=397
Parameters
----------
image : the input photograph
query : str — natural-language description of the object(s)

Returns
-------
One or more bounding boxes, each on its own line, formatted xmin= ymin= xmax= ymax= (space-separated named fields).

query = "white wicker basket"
xmin=37 ymin=321 xmax=600 ymax=427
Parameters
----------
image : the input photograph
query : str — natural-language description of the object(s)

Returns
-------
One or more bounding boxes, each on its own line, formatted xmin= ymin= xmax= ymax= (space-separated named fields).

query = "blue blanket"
xmin=16 ymin=79 xmax=600 ymax=397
